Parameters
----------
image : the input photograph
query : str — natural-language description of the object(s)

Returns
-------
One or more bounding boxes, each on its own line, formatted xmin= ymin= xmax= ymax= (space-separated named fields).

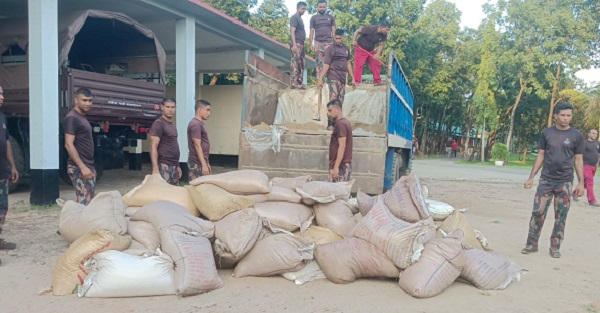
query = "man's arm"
xmin=346 ymin=60 xmax=356 ymax=88
xmin=149 ymin=135 xmax=161 ymax=175
xmin=334 ymin=137 xmax=347 ymax=171
xmin=309 ymin=27 xmax=315 ymax=51
xmin=65 ymin=134 xmax=93 ymax=179
xmin=6 ymin=141 xmax=18 ymax=182
xmin=317 ymin=64 xmax=330 ymax=86
xmin=574 ymin=154 xmax=585 ymax=196
xmin=192 ymin=138 xmax=210 ymax=175
xmin=352 ymin=28 xmax=361 ymax=46
xmin=331 ymin=25 xmax=336 ymax=40
xmin=524 ymin=150 xmax=545 ymax=189
xmin=374 ymin=41 xmax=385 ymax=59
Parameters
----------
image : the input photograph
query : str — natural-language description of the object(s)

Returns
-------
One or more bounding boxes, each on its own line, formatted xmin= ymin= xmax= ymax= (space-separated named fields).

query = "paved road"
xmin=413 ymin=158 xmax=531 ymax=183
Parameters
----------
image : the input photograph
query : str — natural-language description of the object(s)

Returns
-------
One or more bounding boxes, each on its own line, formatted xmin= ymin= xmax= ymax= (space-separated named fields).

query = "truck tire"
xmin=392 ymin=149 xmax=410 ymax=183
xmin=8 ymin=136 xmax=25 ymax=192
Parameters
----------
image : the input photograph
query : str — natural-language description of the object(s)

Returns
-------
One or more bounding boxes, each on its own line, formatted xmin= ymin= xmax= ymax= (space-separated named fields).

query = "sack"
xmin=382 ymin=175 xmax=428 ymax=223
xmin=214 ymin=208 xmax=263 ymax=261
xmin=234 ymin=233 xmax=314 ymax=277
xmin=131 ymin=201 xmax=214 ymax=238
xmin=426 ymin=199 xmax=455 ymax=221
xmin=461 ymin=249 xmax=524 ymax=290
xmin=294 ymin=226 xmax=342 ymax=245
xmin=123 ymin=239 xmax=153 ymax=256
xmin=78 ymin=250 xmax=175 ymax=298
xmin=295 ymin=180 xmax=354 ymax=205
xmin=58 ymin=191 xmax=127 ymax=243
xmin=439 ymin=211 xmax=486 ymax=250
xmin=271 ymin=175 xmax=312 ymax=190
xmin=268 ymin=186 xmax=302 ymax=203
xmin=398 ymin=232 xmax=466 ymax=298
xmin=357 ymin=191 xmax=377 ymax=216
xmin=52 ymin=230 xmax=131 ymax=296
xmin=351 ymin=198 xmax=437 ymax=269
xmin=127 ymin=220 xmax=160 ymax=251
xmin=189 ymin=170 xmax=270 ymax=195
xmin=281 ymin=260 xmax=326 ymax=285
xmin=254 ymin=202 xmax=314 ymax=232
xmin=160 ymin=228 xmax=223 ymax=296
xmin=122 ymin=174 xmax=198 ymax=216
xmin=125 ymin=207 xmax=141 ymax=217
xmin=313 ymin=200 xmax=357 ymax=237
xmin=314 ymin=237 xmax=400 ymax=284
xmin=246 ymin=194 xmax=269 ymax=204
xmin=187 ymin=184 xmax=254 ymax=221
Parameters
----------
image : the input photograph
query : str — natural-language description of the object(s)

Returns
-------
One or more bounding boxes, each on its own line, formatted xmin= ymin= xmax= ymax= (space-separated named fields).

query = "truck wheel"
xmin=8 ymin=136 xmax=25 ymax=192
xmin=392 ymin=150 xmax=410 ymax=183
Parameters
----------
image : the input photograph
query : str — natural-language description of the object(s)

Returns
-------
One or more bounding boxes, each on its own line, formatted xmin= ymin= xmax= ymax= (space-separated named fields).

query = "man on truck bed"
xmin=188 ymin=100 xmax=212 ymax=181
xmin=0 ymin=85 xmax=18 ymax=256
xmin=150 ymin=97 xmax=181 ymax=185
xmin=309 ymin=0 xmax=336 ymax=80
xmin=290 ymin=2 xmax=307 ymax=89
xmin=317 ymin=29 xmax=356 ymax=105
xmin=64 ymin=88 xmax=96 ymax=205
xmin=327 ymin=99 xmax=353 ymax=182
xmin=352 ymin=21 xmax=391 ymax=85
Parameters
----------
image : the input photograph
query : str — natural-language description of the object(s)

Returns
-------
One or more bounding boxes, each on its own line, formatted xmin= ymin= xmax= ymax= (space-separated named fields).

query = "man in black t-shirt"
xmin=582 ymin=129 xmax=600 ymax=206
xmin=522 ymin=103 xmax=585 ymax=258
xmin=0 ymin=85 xmax=19 ymax=255
xmin=289 ymin=2 xmax=307 ymax=89
xmin=351 ymin=21 xmax=390 ymax=85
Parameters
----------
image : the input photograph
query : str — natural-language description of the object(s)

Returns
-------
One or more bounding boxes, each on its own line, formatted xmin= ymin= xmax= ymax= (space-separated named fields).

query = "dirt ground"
xmin=1 ymin=159 xmax=599 ymax=313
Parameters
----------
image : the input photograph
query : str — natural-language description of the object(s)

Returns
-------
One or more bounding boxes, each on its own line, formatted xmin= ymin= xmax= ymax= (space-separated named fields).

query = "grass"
xmin=454 ymin=153 xmax=536 ymax=169
xmin=11 ymin=203 xmax=60 ymax=213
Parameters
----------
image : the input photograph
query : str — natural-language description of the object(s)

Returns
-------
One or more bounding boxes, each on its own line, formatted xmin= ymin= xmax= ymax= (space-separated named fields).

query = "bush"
xmin=491 ymin=143 xmax=509 ymax=161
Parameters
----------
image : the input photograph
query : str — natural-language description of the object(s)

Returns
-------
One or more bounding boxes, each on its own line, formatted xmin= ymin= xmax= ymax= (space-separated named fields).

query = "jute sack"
xmin=382 ymin=176 xmax=428 ymax=223
xmin=293 ymin=226 xmax=342 ymax=245
xmin=439 ymin=211 xmax=486 ymax=250
xmin=189 ymin=170 xmax=270 ymax=195
xmin=246 ymin=194 xmax=269 ymax=204
xmin=426 ymin=199 xmax=455 ymax=221
xmin=127 ymin=219 xmax=160 ymax=251
xmin=254 ymin=202 xmax=314 ymax=232
xmin=356 ymin=191 xmax=377 ymax=216
xmin=214 ymin=208 xmax=263 ymax=261
xmin=58 ymin=191 xmax=127 ymax=243
xmin=406 ymin=173 xmax=429 ymax=219
xmin=313 ymin=200 xmax=357 ymax=237
xmin=295 ymin=180 xmax=354 ymax=206
xmin=122 ymin=239 xmax=153 ymax=256
xmin=78 ymin=250 xmax=175 ymax=298
xmin=52 ymin=230 xmax=131 ymax=296
xmin=351 ymin=198 xmax=437 ymax=269
xmin=281 ymin=260 xmax=327 ymax=285
xmin=131 ymin=201 xmax=214 ymax=238
xmin=398 ymin=230 xmax=466 ymax=298
xmin=160 ymin=228 xmax=223 ymax=296
xmin=461 ymin=249 xmax=524 ymax=290
xmin=234 ymin=233 xmax=314 ymax=278
xmin=271 ymin=175 xmax=312 ymax=190
xmin=125 ymin=207 xmax=141 ymax=217
xmin=122 ymin=174 xmax=198 ymax=216
xmin=268 ymin=186 xmax=302 ymax=203
xmin=187 ymin=184 xmax=254 ymax=221
xmin=314 ymin=237 xmax=399 ymax=284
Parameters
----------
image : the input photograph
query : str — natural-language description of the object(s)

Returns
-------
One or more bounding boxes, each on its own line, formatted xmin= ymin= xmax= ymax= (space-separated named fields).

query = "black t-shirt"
xmin=63 ymin=109 xmax=95 ymax=169
xmin=323 ymin=43 xmax=351 ymax=83
xmin=0 ymin=112 xmax=10 ymax=179
xmin=290 ymin=14 xmax=306 ymax=44
xmin=357 ymin=25 xmax=387 ymax=52
xmin=583 ymin=140 xmax=600 ymax=166
xmin=538 ymin=126 xmax=584 ymax=182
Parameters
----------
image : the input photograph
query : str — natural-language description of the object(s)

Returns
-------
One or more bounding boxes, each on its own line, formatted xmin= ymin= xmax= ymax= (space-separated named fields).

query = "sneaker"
xmin=549 ymin=248 xmax=561 ymax=258
xmin=0 ymin=239 xmax=16 ymax=250
xmin=521 ymin=245 xmax=538 ymax=254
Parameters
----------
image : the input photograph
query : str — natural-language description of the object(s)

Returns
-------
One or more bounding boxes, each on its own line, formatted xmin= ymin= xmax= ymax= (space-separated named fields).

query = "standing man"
xmin=327 ymin=99 xmax=353 ymax=182
xmin=309 ymin=0 xmax=336 ymax=80
xmin=290 ymin=2 xmax=307 ymax=89
xmin=150 ymin=97 xmax=181 ymax=185
xmin=317 ymin=29 xmax=356 ymax=104
xmin=0 ymin=85 xmax=18 ymax=254
xmin=188 ymin=100 xmax=212 ymax=181
xmin=352 ymin=21 xmax=391 ymax=85
xmin=583 ymin=129 xmax=600 ymax=206
xmin=451 ymin=139 xmax=458 ymax=158
xmin=522 ymin=103 xmax=584 ymax=258
xmin=64 ymin=88 xmax=96 ymax=205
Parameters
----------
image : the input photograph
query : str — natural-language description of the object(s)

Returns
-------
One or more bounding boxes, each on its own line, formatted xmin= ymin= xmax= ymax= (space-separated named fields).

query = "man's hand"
xmin=81 ymin=166 xmax=95 ymax=180
xmin=573 ymin=184 xmax=585 ymax=197
xmin=202 ymin=165 xmax=210 ymax=176
xmin=317 ymin=79 xmax=324 ymax=88
xmin=352 ymin=40 xmax=357 ymax=47
xmin=292 ymin=45 xmax=299 ymax=54
xmin=330 ymin=167 xmax=339 ymax=179
xmin=10 ymin=167 xmax=19 ymax=183
xmin=373 ymin=54 xmax=380 ymax=61
xmin=351 ymin=81 xmax=357 ymax=90
xmin=524 ymin=178 xmax=533 ymax=189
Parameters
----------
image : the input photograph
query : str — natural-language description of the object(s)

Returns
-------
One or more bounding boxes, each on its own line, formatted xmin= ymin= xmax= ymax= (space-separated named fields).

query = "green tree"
xmin=203 ymin=0 xmax=258 ymax=24
xmin=249 ymin=0 xmax=290 ymax=43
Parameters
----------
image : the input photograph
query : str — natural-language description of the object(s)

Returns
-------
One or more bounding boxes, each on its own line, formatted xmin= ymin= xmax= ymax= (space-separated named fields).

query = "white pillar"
xmin=303 ymin=68 xmax=308 ymax=85
xmin=29 ymin=0 xmax=59 ymax=205
xmin=258 ymin=46 xmax=265 ymax=59
xmin=175 ymin=16 xmax=196 ymax=165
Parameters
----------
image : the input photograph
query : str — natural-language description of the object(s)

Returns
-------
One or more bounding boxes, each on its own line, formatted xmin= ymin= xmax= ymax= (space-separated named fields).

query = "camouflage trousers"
xmin=67 ymin=164 xmax=97 ymax=206
xmin=290 ymin=42 xmax=305 ymax=87
xmin=160 ymin=163 xmax=181 ymax=186
xmin=328 ymin=163 xmax=352 ymax=183
xmin=0 ymin=179 xmax=8 ymax=234
xmin=328 ymin=79 xmax=346 ymax=104
xmin=315 ymin=41 xmax=331 ymax=80
xmin=187 ymin=162 xmax=203 ymax=182
xmin=526 ymin=180 xmax=572 ymax=250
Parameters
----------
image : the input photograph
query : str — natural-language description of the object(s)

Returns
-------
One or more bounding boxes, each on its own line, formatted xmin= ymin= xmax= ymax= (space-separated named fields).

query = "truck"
xmin=0 ymin=10 xmax=166 ymax=189
xmin=238 ymin=51 xmax=414 ymax=194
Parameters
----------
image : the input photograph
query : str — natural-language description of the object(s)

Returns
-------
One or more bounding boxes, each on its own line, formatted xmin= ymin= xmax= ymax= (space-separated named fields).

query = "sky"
xmin=268 ymin=0 xmax=598 ymax=85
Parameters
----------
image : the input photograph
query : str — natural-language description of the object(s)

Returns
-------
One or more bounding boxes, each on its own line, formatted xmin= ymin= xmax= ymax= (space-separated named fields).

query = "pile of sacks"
xmin=51 ymin=169 xmax=524 ymax=299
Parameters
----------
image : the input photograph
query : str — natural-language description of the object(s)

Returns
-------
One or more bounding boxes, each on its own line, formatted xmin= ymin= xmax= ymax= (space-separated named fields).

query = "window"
xmin=1 ymin=44 xmax=26 ymax=65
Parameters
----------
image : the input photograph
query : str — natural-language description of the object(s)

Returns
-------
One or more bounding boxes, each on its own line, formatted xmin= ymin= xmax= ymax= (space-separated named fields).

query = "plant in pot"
xmin=491 ymin=143 xmax=509 ymax=166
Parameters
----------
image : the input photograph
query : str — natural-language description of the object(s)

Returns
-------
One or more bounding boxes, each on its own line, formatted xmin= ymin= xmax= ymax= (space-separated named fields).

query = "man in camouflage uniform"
xmin=309 ymin=0 xmax=335 ymax=80
xmin=289 ymin=2 xmax=307 ymax=89
xmin=317 ymin=29 xmax=356 ymax=105
xmin=522 ymin=102 xmax=585 ymax=258
xmin=150 ymin=97 xmax=181 ymax=185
